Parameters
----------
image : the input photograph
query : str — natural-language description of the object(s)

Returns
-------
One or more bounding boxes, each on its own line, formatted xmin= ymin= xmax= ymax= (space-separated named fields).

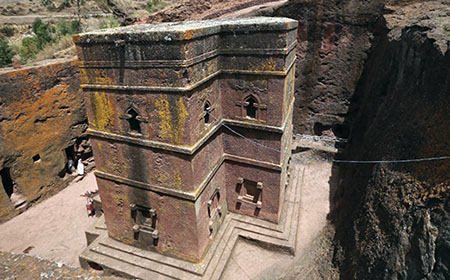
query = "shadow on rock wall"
xmin=274 ymin=0 xmax=386 ymax=134
xmin=329 ymin=13 xmax=450 ymax=279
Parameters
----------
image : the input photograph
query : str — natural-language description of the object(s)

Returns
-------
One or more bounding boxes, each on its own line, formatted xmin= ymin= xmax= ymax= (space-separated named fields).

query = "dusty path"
xmin=0 ymin=172 xmax=99 ymax=267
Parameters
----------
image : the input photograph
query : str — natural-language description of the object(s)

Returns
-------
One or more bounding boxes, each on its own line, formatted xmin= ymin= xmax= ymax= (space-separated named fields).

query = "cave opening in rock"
xmin=0 ymin=167 xmax=14 ymax=198
xmin=313 ymin=122 xmax=332 ymax=136
xmin=65 ymin=145 xmax=77 ymax=173
xmin=32 ymin=154 xmax=41 ymax=162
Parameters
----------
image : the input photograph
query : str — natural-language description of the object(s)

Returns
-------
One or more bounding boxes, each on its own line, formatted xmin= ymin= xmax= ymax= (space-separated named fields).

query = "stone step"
xmin=87 ymin=240 xmax=201 ymax=280
xmin=79 ymin=163 xmax=303 ymax=280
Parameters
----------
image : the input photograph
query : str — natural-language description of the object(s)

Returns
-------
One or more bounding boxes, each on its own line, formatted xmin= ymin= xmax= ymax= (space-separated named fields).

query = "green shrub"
xmin=70 ymin=20 xmax=82 ymax=33
xmin=32 ymin=18 xmax=53 ymax=49
xmin=99 ymin=16 xmax=120 ymax=29
xmin=0 ymin=25 xmax=16 ymax=37
xmin=0 ymin=36 xmax=15 ymax=67
xmin=146 ymin=0 xmax=163 ymax=13
xmin=58 ymin=0 xmax=72 ymax=10
xmin=19 ymin=36 xmax=39 ymax=62
xmin=57 ymin=19 xmax=82 ymax=36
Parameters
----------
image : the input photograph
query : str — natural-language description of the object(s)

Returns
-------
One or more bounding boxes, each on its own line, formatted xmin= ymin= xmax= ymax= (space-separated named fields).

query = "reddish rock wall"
xmin=331 ymin=2 xmax=450 ymax=278
xmin=0 ymin=59 xmax=88 ymax=222
xmin=274 ymin=0 xmax=386 ymax=135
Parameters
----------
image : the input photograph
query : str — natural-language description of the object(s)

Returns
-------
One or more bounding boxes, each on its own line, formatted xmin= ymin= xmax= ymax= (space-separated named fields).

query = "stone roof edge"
xmin=73 ymin=17 xmax=298 ymax=44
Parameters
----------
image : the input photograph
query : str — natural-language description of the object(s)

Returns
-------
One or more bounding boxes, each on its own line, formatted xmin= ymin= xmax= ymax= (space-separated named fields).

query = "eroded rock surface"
xmin=0 ymin=250 xmax=123 ymax=279
xmin=0 ymin=59 xmax=90 ymax=222
xmin=331 ymin=1 xmax=450 ymax=279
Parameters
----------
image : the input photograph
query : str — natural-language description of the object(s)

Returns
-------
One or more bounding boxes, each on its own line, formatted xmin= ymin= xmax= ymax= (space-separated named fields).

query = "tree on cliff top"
xmin=0 ymin=36 xmax=15 ymax=67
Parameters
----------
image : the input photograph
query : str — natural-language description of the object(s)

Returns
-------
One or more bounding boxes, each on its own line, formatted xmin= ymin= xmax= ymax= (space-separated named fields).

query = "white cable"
xmin=209 ymin=113 xmax=450 ymax=164
xmin=294 ymin=133 xmax=348 ymax=143
xmin=333 ymin=156 xmax=450 ymax=164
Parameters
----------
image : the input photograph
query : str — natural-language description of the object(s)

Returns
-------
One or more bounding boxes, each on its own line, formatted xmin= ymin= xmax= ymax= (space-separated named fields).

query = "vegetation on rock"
xmin=0 ymin=36 xmax=15 ymax=67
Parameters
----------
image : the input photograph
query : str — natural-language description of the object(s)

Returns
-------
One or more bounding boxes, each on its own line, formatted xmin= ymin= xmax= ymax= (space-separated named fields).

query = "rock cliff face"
xmin=330 ymin=2 xmax=450 ymax=279
xmin=274 ymin=0 xmax=386 ymax=134
xmin=0 ymin=59 xmax=89 ymax=222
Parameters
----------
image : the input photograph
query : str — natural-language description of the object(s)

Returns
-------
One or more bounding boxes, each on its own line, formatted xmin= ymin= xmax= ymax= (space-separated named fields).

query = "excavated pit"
xmin=0 ymin=0 xmax=449 ymax=279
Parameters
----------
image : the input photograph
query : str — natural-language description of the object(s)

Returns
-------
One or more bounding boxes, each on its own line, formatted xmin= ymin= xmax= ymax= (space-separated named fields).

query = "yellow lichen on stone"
xmin=78 ymin=67 xmax=89 ymax=84
xmin=90 ymin=92 xmax=114 ymax=130
xmin=157 ymin=171 xmax=171 ymax=185
xmin=97 ymin=142 xmax=102 ymax=154
xmin=173 ymin=168 xmax=182 ymax=189
xmin=94 ymin=69 xmax=114 ymax=85
xmin=251 ymin=58 xmax=278 ymax=72
xmin=174 ymin=97 xmax=188 ymax=145
xmin=155 ymin=98 xmax=173 ymax=141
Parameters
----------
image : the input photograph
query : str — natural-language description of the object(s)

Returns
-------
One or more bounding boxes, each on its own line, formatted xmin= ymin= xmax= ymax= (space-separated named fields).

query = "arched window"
xmin=244 ymin=96 xmax=257 ymax=119
xmin=127 ymin=108 xmax=141 ymax=134
xmin=204 ymin=101 xmax=211 ymax=124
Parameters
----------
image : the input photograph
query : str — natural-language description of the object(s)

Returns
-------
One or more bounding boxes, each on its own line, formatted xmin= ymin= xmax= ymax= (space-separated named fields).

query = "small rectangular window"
xmin=32 ymin=154 xmax=41 ymax=162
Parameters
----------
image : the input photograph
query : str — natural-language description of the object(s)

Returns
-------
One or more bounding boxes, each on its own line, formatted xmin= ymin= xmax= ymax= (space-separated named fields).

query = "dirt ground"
xmin=0 ymin=152 xmax=335 ymax=279
xmin=0 ymin=172 xmax=100 ymax=267
xmin=0 ymin=250 xmax=122 ymax=280
xmin=222 ymin=156 xmax=334 ymax=280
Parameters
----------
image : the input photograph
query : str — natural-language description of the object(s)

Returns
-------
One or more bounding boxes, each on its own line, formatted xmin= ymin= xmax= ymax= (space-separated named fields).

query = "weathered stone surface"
xmin=331 ymin=2 xmax=450 ymax=279
xmin=75 ymin=17 xmax=296 ymax=263
xmin=0 ymin=59 xmax=88 ymax=222
xmin=273 ymin=0 xmax=388 ymax=135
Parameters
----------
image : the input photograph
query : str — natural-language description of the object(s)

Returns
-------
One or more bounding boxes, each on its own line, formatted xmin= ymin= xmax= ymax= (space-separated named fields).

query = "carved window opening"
xmin=242 ymin=179 xmax=259 ymax=203
xmin=236 ymin=177 xmax=263 ymax=210
xmin=0 ymin=168 xmax=14 ymax=198
xmin=245 ymin=96 xmax=257 ymax=119
xmin=204 ymin=101 xmax=211 ymax=124
xmin=236 ymin=95 xmax=267 ymax=121
xmin=127 ymin=108 xmax=141 ymax=134
xmin=130 ymin=204 xmax=158 ymax=244
xmin=208 ymin=189 xmax=221 ymax=218
xmin=207 ymin=187 xmax=223 ymax=238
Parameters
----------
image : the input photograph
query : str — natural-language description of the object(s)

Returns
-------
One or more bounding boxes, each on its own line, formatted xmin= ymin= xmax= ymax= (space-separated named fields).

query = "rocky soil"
xmin=0 ymin=251 xmax=123 ymax=279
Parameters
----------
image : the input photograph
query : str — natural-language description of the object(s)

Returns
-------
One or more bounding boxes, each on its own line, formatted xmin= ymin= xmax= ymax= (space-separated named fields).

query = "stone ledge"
xmin=79 ymin=42 xmax=297 ymax=69
xmin=80 ymin=59 xmax=296 ymax=92
xmin=87 ymin=107 xmax=293 ymax=155
xmin=79 ymin=164 xmax=302 ymax=279
xmin=94 ymin=153 xmax=282 ymax=202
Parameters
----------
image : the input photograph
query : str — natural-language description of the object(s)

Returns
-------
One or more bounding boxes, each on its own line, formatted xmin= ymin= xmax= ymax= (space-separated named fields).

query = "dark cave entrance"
xmin=65 ymin=145 xmax=77 ymax=173
xmin=0 ymin=168 xmax=14 ymax=198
